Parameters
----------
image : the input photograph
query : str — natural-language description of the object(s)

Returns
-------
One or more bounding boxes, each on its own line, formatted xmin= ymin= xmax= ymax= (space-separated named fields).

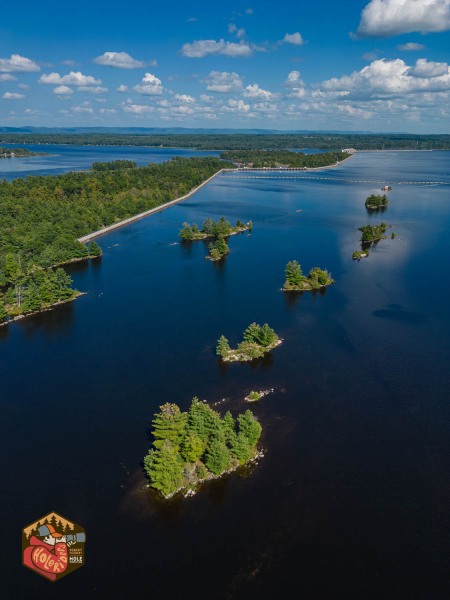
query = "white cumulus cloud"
xmin=122 ymin=103 xmax=154 ymax=114
xmin=321 ymin=58 xmax=450 ymax=99
xmin=2 ymin=92 xmax=25 ymax=99
xmin=93 ymin=51 xmax=146 ymax=69
xmin=117 ymin=84 xmax=129 ymax=93
xmin=133 ymin=72 xmax=163 ymax=95
xmin=283 ymin=32 xmax=304 ymax=45
xmin=181 ymin=39 xmax=253 ymax=58
xmin=0 ymin=74 xmax=17 ymax=81
xmin=243 ymin=83 xmax=274 ymax=99
xmin=53 ymin=85 xmax=73 ymax=95
xmin=39 ymin=71 xmax=102 ymax=86
xmin=357 ymin=0 xmax=450 ymax=37
xmin=77 ymin=86 xmax=108 ymax=94
xmin=408 ymin=58 xmax=449 ymax=77
xmin=204 ymin=71 xmax=243 ymax=93
xmin=0 ymin=54 xmax=40 ymax=73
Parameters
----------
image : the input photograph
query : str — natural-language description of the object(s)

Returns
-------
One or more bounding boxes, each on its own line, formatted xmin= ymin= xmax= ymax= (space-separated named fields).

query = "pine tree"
xmin=258 ymin=323 xmax=277 ymax=347
xmin=0 ymin=301 xmax=8 ymax=323
xmin=180 ymin=432 xmax=205 ymax=463
xmin=284 ymin=260 xmax=304 ymax=287
xmin=22 ymin=283 xmax=42 ymax=313
xmin=238 ymin=410 xmax=262 ymax=447
xmin=216 ymin=335 xmax=231 ymax=358
xmin=243 ymin=322 xmax=262 ymax=344
xmin=89 ymin=241 xmax=102 ymax=257
xmin=144 ymin=440 xmax=184 ymax=496
xmin=231 ymin=432 xmax=253 ymax=463
xmin=151 ymin=403 xmax=187 ymax=449
xmin=205 ymin=438 xmax=231 ymax=475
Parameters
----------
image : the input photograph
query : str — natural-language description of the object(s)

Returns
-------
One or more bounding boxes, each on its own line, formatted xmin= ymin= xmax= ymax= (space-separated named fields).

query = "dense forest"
xmin=0 ymin=156 xmax=224 ymax=323
xmin=1 ymin=133 xmax=450 ymax=150
xmin=221 ymin=149 xmax=349 ymax=168
xmin=144 ymin=399 xmax=262 ymax=497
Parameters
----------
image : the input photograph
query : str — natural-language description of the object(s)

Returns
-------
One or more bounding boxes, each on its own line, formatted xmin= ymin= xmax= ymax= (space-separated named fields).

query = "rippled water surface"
xmin=1 ymin=150 xmax=449 ymax=599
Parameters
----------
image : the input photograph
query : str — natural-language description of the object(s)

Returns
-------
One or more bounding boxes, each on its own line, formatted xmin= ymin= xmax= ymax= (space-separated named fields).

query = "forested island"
xmin=0 ymin=147 xmax=45 ymax=158
xmin=352 ymin=222 xmax=395 ymax=259
xmin=179 ymin=216 xmax=251 ymax=240
xmin=0 ymin=157 xmax=224 ymax=324
xmin=143 ymin=399 xmax=262 ymax=498
xmin=216 ymin=323 xmax=281 ymax=362
xmin=180 ymin=216 xmax=252 ymax=261
xmin=1 ymin=132 xmax=450 ymax=150
xmin=220 ymin=149 xmax=350 ymax=169
xmin=359 ymin=222 xmax=389 ymax=243
xmin=365 ymin=194 xmax=389 ymax=210
xmin=283 ymin=260 xmax=334 ymax=291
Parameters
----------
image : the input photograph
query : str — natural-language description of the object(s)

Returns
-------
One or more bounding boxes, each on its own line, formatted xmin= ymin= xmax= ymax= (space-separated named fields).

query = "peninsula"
xmin=216 ymin=322 xmax=281 ymax=362
xmin=282 ymin=260 xmax=334 ymax=291
xmin=221 ymin=149 xmax=351 ymax=169
xmin=144 ymin=399 xmax=262 ymax=498
xmin=0 ymin=147 xmax=46 ymax=159
xmin=0 ymin=157 xmax=224 ymax=325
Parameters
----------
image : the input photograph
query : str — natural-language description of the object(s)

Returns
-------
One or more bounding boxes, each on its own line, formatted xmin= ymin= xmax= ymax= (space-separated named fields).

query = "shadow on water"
xmin=372 ymin=303 xmax=426 ymax=324
xmin=17 ymin=302 xmax=75 ymax=340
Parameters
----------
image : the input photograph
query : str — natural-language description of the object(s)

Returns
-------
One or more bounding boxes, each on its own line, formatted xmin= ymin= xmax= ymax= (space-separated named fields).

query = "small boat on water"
xmin=381 ymin=185 xmax=392 ymax=191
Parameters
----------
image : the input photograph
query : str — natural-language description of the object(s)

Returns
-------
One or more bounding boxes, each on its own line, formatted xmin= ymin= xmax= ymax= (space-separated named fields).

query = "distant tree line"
xmin=220 ymin=150 xmax=349 ymax=168
xmin=1 ymin=133 xmax=450 ymax=150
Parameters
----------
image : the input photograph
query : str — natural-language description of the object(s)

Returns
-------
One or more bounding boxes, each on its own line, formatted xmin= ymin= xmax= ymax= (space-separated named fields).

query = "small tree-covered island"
xmin=143 ymin=399 xmax=263 ymax=498
xmin=283 ymin=260 xmax=334 ymax=291
xmin=179 ymin=216 xmax=252 ymax=240
xmin=217 ymin=322 xmax=282 ymax=362
xmin=365 ymin=194 xmax=389 ymax=210
xmin=352 ymin=222 xmax=395 ymax=259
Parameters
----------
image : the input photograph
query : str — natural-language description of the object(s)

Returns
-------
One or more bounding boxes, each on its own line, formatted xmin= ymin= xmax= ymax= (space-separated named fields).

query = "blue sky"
xmin=1 ymin=0 xmax=450 ymax=132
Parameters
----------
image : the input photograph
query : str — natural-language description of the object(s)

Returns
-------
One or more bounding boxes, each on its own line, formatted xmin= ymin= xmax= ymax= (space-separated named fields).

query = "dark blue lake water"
xmin=1 ymin=150 xmax=449 ymax=599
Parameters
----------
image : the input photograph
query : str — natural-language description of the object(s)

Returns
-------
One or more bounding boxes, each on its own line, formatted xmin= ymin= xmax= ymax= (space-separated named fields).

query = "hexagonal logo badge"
xmin=22 ymin=512 xmax=86 ymax=582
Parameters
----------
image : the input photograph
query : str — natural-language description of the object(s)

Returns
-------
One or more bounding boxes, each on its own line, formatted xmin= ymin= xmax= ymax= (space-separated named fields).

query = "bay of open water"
xmin=1 ymin=149 xmax=449 ymax=599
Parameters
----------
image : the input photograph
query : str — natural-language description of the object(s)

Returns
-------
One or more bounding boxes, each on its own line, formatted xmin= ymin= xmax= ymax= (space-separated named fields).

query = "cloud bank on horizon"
xmin=0 ymin=0 xmax=449 ymax=132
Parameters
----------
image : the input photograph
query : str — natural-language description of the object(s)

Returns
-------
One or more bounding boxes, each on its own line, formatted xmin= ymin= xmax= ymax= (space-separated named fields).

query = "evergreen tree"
xmin=22 ymin=283 xmax=42 ymax=313
xmin=151 ymin=403 xmax=187 ymax=449
xmin=284 ymin=260 xmax=304 ymax=287
xmin=258 ymin=323 xmax=277 ymax=347
xmin=222 ymin=411 xmax=237 ymax=443
xmin=144 ymin=440 xmax=184 ymax=496
xmin=89 ymin=241 xmax=102 ymax=257
xmin=216 ymin=335 xmax=231 ymax=358
xmin=238 ymin=410 xmax=262 ymax=447
xmin=231 ymin=432 xmax=253 ymax=464
xmin=243 ymin=322 xmax=262 ymax=344
xmin=205 ymin=438 xmax=231 ymax=475
xmin=0 ymin=301 xmax=7 ymax=323
xmin=180 ymin=432 xmax=205 ymax=463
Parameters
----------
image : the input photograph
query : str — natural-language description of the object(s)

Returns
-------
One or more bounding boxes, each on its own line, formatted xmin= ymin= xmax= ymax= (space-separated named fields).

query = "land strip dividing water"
xmin=78 ymin=168 xmax=231 ymax=243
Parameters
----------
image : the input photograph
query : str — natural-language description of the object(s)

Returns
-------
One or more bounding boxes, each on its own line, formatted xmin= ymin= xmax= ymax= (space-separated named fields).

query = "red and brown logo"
xmin=22 ymin=512 xmax=86 ymax=582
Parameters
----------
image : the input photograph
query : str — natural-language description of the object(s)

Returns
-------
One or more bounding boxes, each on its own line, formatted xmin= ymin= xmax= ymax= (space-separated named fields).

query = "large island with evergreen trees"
xmin=144 ymin=399 xmax=262 ymax=498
